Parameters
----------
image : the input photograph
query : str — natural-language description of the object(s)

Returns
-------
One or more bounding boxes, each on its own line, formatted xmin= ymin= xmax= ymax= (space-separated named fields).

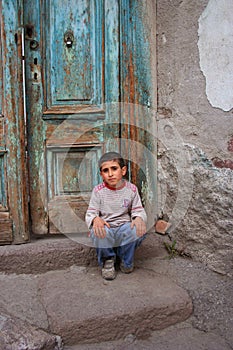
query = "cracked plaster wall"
xmin=156 ymin=0 xmax=233 ymax=275
xmin=198 ymin=0 xmax=233 ymax=112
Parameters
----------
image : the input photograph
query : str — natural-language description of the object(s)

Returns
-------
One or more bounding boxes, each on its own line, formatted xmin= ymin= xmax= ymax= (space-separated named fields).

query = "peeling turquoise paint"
xmin=2 ymin=0 xmax=155 ymax=236
xmin=119 ymin=0 xmax=156 ymax=212
xmin=1 ymin=0 xmax=29 ymax=242
xmin=130 ymin=1 xmax=152 ymax=106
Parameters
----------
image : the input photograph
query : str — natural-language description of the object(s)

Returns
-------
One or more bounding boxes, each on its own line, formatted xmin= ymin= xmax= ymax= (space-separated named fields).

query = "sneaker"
xmin=120 ymin=262 xmax=134 ymax=274
xmin=102 ymin=259 xmax=116 ymax=280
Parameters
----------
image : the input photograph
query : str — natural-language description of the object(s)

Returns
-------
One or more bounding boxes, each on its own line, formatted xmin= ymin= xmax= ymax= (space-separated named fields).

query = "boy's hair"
xmin=98 ymin=152 xmax=126 ymax=170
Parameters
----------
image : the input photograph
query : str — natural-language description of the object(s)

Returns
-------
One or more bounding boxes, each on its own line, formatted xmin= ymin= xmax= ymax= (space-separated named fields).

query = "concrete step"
xmin=0 ymin=264 xmax=192 ymax=348
xmin=0 ymin=234 xmax=96 ymax=275
xmin=0 ymin=234 xmax=193 ymax=348
xmin=0 ymin=233 xmax=165 ymax=275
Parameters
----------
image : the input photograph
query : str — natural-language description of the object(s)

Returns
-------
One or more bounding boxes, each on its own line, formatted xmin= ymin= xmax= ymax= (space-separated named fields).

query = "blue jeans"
xmin=90 ymin=222 xmax=146 ymax=268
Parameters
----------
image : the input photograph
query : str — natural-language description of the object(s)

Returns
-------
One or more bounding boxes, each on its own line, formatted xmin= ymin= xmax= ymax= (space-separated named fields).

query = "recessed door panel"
xmin=45 ymin=0 xmax=101 ymax=108
xmin=24 ymin=0 xmax=120 ymax=234
xmin=1 ymin=0 xmax=155 ymax=241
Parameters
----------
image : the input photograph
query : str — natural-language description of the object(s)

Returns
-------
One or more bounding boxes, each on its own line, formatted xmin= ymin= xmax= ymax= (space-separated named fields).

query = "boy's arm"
xmin=85 ymin=189 xmax=100 ymax=229
xmin=130 ymin=187 xmax=147 ymax=237
xmin=131 ymin=187 xmax=147 ymax=222
xmin=92 ymin=216 xmax=110 ymax=238
xmin=85 ymin=188 xmax=110 ymax=238
xmin=131 ymin=217 xmax=147 ymax=237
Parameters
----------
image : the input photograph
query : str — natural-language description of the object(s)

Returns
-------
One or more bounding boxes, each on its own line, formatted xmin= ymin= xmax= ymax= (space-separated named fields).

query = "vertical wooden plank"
xmin=24 ymin=0 xmax=48 ymax=234
xmin=0 ymin=0 xmax=2 ymax=120
xmin=119 ymin=0 xmax=133 ymax=178
xmin=132 ymin=1 xmax=157 ymax=229
xmin=0 ymin=0 xmax=4 ymax=147
xmin=0 ymin=2 xmax=13 ymax=244
xmin=119 ymin=1 xmax=157 ymax=230
xmin=1 ymin=0 xmax=29 ymax=243
xmin=130 ymin=1 xmax=150 ymax=187
xmin=104 ymin=0 xmax=119 ymax=104
xmin=104 ymin=0 xmax=120 ymax=152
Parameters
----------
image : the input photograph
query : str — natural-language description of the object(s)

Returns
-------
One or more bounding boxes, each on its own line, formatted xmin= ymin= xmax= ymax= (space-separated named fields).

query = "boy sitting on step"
xmin=85 ymin=152 xmax=147 ymax=280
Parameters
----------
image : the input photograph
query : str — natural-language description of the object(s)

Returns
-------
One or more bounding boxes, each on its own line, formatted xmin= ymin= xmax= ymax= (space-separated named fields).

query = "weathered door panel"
xmin=44 ymin=0 xmax=103 ymax=113
xmin=0 ymin=0 xmax=29 ymax=243
xmin=24 ymin=0 xmax=121 ymax=234
xmin=0 ymin=3 xmax=9 ymax=242
xmin=120 ymin=1 xmax=157 ymax=230
xmin=0 ymin=0 xmax=156 ymax=240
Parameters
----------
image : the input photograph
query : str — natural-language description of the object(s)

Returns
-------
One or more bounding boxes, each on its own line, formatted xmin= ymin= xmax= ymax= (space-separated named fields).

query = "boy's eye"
xmin=101 ymin=166 xmax=119 ymax=173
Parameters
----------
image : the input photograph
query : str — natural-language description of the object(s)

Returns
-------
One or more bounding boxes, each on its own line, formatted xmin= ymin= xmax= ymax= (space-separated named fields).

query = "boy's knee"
xmin=118 ymin=223 xmax=137 ymax=244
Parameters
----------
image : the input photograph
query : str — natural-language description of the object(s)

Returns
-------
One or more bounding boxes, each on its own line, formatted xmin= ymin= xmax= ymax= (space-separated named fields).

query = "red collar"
xmin=104 ymin=180 xmax=126 ymax=191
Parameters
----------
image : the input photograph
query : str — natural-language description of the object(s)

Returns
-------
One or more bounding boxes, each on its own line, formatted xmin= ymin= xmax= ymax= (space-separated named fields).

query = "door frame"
xmin=1 ymin=0 xmax=29 ymax=244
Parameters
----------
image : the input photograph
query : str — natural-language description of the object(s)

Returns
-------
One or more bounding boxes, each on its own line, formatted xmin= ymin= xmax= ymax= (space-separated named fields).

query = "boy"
xmin=85 ymin=152 xmax=147 ymax=280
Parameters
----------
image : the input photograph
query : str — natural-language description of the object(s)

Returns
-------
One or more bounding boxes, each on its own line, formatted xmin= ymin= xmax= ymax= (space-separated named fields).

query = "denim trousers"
xmin=90 ymin=222 xmax=146 ymax=268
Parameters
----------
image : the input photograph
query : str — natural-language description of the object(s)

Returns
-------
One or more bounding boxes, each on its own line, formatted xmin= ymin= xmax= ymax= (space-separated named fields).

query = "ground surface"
xmin=65 ymin=240 xmax=233 ymax=350
xmin=0 ymin=234 xmax=232 ymax=349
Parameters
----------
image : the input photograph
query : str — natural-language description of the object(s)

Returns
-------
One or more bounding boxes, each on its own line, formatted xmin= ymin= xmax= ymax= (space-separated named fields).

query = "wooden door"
xmin=24 ymin=0 xmax=156 ymax=236
xmin=24 ymin=0 xmax=122 ymax=235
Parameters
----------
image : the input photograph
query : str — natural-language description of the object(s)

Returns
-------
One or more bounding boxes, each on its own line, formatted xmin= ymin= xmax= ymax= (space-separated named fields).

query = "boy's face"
xmin=100 ymin=160 xmax=127 ymax=188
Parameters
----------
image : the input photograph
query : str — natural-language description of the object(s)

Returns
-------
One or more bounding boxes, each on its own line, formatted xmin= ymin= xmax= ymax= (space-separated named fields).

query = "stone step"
xmin=0 ymin=233 xmax=164 ymax=275
xmin=0 ymin=234 xmax=192 ymax=348
xmin=0 ymin=264 xmax=192 ymax=348
xmin=0 ymin=311 xmax=62 ymax=350
xmin=0 ymin=234 xmax=96 ymax=275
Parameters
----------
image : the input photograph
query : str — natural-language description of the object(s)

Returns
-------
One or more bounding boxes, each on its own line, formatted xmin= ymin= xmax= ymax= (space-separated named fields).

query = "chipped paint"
xmin=198 ymin=0 xmax=233 ymax=111
xmin=24 ymin=0 xmax=122 ymax=234
xmin=1 ymin=0 xmax=29 ymax=243
xmin=1 ymin=0 xmax=154 ymax=237
xmin=212 ymin=158 xmax=233 ymax=170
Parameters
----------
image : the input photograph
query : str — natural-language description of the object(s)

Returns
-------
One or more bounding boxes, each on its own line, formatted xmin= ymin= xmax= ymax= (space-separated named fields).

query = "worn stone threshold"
xmin=0 ymin=232 xmax=166 ymax=275
xmin=0 ymin=234 xmax=96 ymax=275
xmin=0 ymin=234 xmax=193 ymax=348
xmin=0 ymin=265 xmax=192 ymax=348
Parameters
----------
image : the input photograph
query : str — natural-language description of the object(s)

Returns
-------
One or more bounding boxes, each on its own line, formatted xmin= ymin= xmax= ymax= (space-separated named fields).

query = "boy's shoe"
xmin=120 ymin=262 xmax=134 ymax=274
xmin=102 ymin=259 xmax=116 ymax=280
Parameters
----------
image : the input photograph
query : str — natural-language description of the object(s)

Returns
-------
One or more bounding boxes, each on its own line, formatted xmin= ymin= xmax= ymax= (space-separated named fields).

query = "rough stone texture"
xmin=0 ymin=262 xmax=192 ymax=346
xmin=156 ymin=0 xmax=233 ymax=275
xmin=65 ymin=326 xmax=231 ymax=350
xmin=0 ymin=312 xmax=62 ymax=350
xmin=0 ymin=236 xmax=232 ymax=350
xmin=0 ymin=234 xmax=162 ymax=275
xmin=149 ymin=258 xmax=233 ymax=347
xmin=65 ymin=256 xmax=233 ymax=350
xmin=0 ymin=235 xmax=96 ymax=274
xmin=158 ymin=145 xmax=233 ymax=275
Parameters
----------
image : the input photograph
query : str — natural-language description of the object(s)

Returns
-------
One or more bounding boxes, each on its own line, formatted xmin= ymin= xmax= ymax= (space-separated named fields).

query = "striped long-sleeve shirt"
xmin=85 ymin=180 xmax=147 ymax=229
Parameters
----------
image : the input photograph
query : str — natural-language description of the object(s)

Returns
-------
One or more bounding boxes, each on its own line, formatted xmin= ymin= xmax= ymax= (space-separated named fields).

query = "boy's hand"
xmin=92 ymin=217 xmax=110 ymax=238
xmin=131 ymin=217 xmax=147 ymax=237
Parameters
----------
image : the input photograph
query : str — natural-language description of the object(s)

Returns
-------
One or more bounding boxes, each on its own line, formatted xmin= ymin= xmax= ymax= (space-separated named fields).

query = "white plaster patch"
xmin=198 ymin=0 xmax=233 ymax=112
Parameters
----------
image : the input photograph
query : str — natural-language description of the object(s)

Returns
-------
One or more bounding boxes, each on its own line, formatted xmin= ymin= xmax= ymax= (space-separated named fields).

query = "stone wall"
xmin=156 ymin=0 xmax=233 ymax=275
